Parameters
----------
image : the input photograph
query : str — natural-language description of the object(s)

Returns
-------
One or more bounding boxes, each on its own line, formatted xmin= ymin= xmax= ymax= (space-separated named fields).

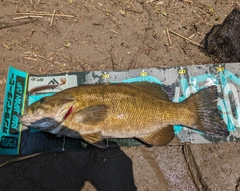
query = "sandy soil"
xmin=1 ymin=0 xmax=240 ymax=190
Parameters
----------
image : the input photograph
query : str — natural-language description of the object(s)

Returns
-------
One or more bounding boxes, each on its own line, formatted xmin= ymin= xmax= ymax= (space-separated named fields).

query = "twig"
xmin=145 ymin=0 xmax=156 ymax=3
xmin=30 ymin=11 xmax=49 ymax=14
xmin=0 ymin=20 xmax=36 ymax=29
xmin=3 ymin=44 xmax=11 ymax=50
xmin=22 ymin=52 xmax=61 ymax=64
xmin=166 ymin=28 xmax=172 ymax=46
xmin=50 ymin=10 xmax=56 ymax=26
xmin=62 ymin=21 xmax=76 ymax=39
xmin=95 ymin=6 xmax=114 ymax=16
xmin=16 ymin=12 xmax=74 ymax=18
xmin=14 ymin=15 xmax=44 ymax=20
xmin=37 ymin=54 xmax=56 ymax=64
xmin=0 ymin=153 xmax=43 ymax=168
xmin=147 ymin=44 xmax=157 ymax=51
xmin=182 ymin=0 xmax=193 ymax=2
xmin=168 ymin=29 xmax=203 ymax=47
xmin=23 ymin=57 xmax=38 ymax=61
xmin=109 ymin=48 xmax=117 ymax=71
xmin=76 ymin=56 xmax=86 ymax=71
xmin=125 ymin=8 xmax=143 ymax=14
xmin=108 ymin=28 xmax=120 ymax=35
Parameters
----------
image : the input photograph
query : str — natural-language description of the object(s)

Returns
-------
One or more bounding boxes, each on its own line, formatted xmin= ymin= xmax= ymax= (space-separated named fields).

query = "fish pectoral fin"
xmin=81 ymin=132 xmax=107 ymax=149
xmin=77 ymin=105 xmax=109 ymax=125
xmin=138 ymin=125 xmax=174 ymax=146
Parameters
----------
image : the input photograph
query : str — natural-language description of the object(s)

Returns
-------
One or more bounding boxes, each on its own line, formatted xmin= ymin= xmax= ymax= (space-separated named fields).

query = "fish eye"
xmin=40 ymin=98 xmax=45 ymax=103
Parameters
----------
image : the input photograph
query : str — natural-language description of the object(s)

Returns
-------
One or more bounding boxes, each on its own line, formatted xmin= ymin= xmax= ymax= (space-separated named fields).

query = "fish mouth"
xmin=20 ymin=117 xmax=61 ymax=130
xmin=20 ymin=105 xmax=74 ymax=128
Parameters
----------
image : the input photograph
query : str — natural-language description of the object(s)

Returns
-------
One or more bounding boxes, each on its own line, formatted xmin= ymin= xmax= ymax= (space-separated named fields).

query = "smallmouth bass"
xmin=20 ymin=82 xmax=229 ymax=148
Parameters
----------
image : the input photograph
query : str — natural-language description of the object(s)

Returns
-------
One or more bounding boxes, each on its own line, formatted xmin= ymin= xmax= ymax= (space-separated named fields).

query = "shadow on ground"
xmin=0 ymin=147 xmax=136 ymax=191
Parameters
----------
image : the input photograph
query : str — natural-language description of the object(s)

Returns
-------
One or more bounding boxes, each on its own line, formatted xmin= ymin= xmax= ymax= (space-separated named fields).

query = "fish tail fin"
xmin=185 ymin=86 xmax=229 ymax=136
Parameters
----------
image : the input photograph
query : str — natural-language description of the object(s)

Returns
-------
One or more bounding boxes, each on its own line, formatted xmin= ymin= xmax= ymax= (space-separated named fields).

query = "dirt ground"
xmin=1 ymin=0 xmax=240 ymax=190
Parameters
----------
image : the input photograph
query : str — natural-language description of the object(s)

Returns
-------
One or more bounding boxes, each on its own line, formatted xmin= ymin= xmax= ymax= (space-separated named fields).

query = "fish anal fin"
xmin=76 ymin=105 xmax=109 ymax=125
xmin=81 ymin=132 xmax=107 ymax=148
xmin=138 ymin=125 xmax=174 ymax=146
xmin=128 ymin=82 xmax=170 ymax=101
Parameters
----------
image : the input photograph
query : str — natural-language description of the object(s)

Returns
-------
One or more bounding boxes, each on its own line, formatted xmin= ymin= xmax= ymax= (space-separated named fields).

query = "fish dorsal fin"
xmin=137 ymin=125 xmax=174 ymax=146
xmin=160 ymin=84 xmax=176 ymax=101
xmin=81 ymin=132 xmax=107 ymax=148
xmin=127 ymin=82 xmax=170 ymax=101
xmin=76 ymin=105 xmax=109 ymax=125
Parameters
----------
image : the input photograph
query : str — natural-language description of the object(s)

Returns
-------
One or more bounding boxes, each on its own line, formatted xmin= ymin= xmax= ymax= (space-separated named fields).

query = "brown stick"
xmin=50 ymin=10 xmax=56 ymax=26
xmin=30 ymin=11 xmax=49 ymax=14
xmin=0 ymin=20 xmax=36 ymax=29
xmin=168 ymin=29 xmax=203 ymax=47
xmin=3 ymin=44 xmax=12 ymax=50
xmin=37 ymin=54 xmax=57 ymax=64
xmin=14 ymin=15 xmax=44 ymax=20
xmin=166 ymin=28 xmax=172 ymax=46
xmin=62 ymin=21 xmax=76 ymax=39
xmin=23 ymin=57 xmax=38 ymax=61
xmin=16 ymin=12 xmax=74 ymax=18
